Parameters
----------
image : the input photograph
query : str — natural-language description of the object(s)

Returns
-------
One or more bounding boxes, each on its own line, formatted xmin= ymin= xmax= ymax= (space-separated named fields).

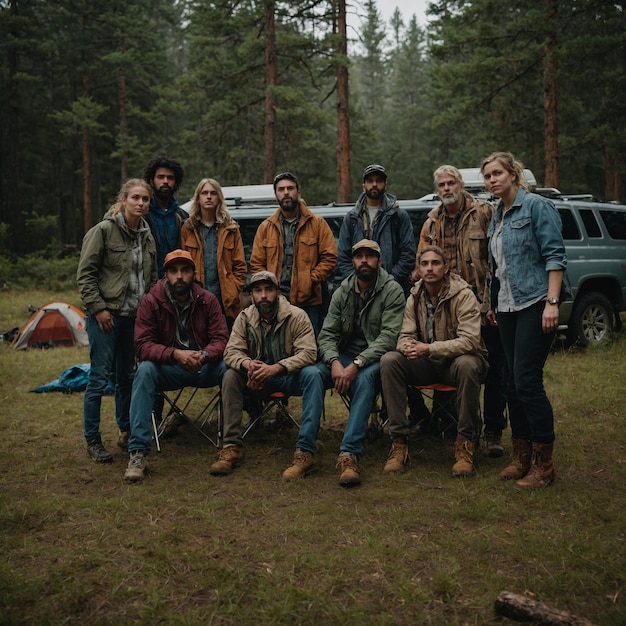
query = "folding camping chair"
xmin=411 ymin=383 xmax=458 ymax=439
xmin=152 ymin=386 xmax=221 ymax=452
xmin=240 ymin=391 xmax=300 ymax=440
xmin=336 ymin=390 xmax=386 ymax=441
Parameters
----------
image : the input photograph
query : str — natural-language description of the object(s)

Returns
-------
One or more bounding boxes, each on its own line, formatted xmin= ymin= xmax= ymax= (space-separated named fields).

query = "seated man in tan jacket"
xmin=209 ymin=271 xmax=319 ymax=480
xmin=380 ymin=245 xmax=488 ymax=477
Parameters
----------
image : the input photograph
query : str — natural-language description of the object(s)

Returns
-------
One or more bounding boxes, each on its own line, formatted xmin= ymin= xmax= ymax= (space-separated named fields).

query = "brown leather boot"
xmin=515 ymin=442 xmax=555 ymax=489
xmin=383 ymin=437 xmax=409 ymax=474
xmin=499 ymin=438 xmax=532 ymax=480
xmin=452 ymin=438 xmax=475 ymax=477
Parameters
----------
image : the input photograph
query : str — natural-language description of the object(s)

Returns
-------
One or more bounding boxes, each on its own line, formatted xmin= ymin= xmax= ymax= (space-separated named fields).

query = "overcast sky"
xmin=347 ymin=0 xmax=431 ymax=47
xmin=376 ymin=0 xmax=430 ymax=25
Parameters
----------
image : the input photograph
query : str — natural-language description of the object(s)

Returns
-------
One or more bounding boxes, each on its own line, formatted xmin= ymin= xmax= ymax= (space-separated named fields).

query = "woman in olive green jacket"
xmin=77 ymin=178 xmax=157 ymax=463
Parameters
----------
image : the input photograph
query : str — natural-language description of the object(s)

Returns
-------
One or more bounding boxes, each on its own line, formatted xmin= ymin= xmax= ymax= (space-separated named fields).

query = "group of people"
xmin=77 ymin=153 xmax=570 ymax=491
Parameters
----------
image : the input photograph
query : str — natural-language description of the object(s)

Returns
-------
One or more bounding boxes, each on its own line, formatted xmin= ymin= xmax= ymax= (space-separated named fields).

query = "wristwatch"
xmin=353 ymin=357 xmax=363 ymax=369
xmin=546 ymin=297 xmax=559 ymax=305
xmin=199 ymin=350 xmax=209 ymax=363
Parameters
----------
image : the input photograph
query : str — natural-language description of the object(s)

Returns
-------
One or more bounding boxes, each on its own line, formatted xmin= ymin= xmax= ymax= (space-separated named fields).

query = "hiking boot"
xmin=383 ymin=437 xmax=409 ymax=474
xmin=117 ymin=430 xmax=130 ymax=452
xmin=210 ymin=445 xmax=244 ymax=476
xmin=87 ymin=441 xmax=113 ymax=463
xmin=282 ymin=449 xmax=316 ymax=481
xmin=124 ymin=451 xmax=148 ymax=482
xmin=484 ymin=431 xmax=504 ymax=458
xmin=161 ymin=413 xmax=183 ymax=439
xmin=515 ymin=442 xmax=555 ymax=490
xmin=452 ymin=438 xmax=475 ymax=477
xmin=336 ymin=453 xmax=361 ymax=488
xmin=500 ymin=438 xmax=532 ymax=480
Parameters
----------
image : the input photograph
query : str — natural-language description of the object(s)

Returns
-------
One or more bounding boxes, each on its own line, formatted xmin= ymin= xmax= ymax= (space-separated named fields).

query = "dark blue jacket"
xmin=336 ymin=192 xmax=416 ymax=291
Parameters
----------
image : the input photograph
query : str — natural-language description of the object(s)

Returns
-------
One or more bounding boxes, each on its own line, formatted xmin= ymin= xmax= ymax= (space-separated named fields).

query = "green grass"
xmin=0 ymin=292 xmax=625 ymax=625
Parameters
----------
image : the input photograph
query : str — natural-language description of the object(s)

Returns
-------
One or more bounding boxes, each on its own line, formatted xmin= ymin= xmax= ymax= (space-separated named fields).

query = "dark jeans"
xmin=497 ymin=301 xmax=556 ymax=443
xmin=482 ymin=322 xmax=508 ymax=436
xmin=83 ymin=313 xmax=135 ymax=444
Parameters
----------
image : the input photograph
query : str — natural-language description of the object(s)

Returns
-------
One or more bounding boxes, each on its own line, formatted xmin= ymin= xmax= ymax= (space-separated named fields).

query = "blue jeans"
xmin=128 ymin=359 xmax=227 ymax=455
xmin=221 ymin=366 xmax=324 ymax=453
xmin=497 ymin=301 xmax=556 ymax=443
xmin=83 ymin=313 xmax=136 ymax=444
xmin=314 ymin=355 xmax=381 ymax=457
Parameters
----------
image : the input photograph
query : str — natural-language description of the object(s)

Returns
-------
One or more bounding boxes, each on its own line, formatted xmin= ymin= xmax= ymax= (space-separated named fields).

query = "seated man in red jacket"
xmin=124 ymin=249 xmax=229 ymax=482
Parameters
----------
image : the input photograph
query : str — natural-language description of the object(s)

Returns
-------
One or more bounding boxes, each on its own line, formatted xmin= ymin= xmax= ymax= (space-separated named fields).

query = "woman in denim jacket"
xmin=482 ymin=152 xmax=570 ymax=490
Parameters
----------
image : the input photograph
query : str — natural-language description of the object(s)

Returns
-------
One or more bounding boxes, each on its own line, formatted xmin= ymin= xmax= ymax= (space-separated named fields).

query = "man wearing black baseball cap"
xmin=336 ymin=163 xmax=416 ymax=294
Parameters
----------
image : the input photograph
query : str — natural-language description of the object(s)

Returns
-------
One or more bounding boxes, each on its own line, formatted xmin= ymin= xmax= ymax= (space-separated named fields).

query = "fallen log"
xmin=495 ymin=591 xmax=596 ymax=625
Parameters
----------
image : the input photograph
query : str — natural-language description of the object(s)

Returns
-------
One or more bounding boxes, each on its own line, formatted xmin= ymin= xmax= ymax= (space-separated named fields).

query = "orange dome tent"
xmin=11 ymin=302 xmax=88 ymax=350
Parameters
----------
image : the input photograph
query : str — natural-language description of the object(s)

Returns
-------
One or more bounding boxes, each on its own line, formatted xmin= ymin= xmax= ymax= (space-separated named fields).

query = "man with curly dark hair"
xmin=143 ymin=156 xmax=187 ymax=277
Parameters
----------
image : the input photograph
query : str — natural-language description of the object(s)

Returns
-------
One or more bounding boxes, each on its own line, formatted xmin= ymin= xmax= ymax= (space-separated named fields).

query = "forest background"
xmin=1 ymin=0 xmax=624 ymax=261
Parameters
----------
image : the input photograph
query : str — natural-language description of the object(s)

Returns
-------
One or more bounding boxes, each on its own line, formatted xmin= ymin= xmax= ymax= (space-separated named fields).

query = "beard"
xmin=278 ymin=196 xmax=297 ymax=212
xmin=356 ymin=265 xmax=377 ymax=282
xmin=365 ymin=187 xmax=383 ymax=201
xmin=170 ymin=280 xmax=191 ymax=297
xmin=256 ymin=299 xmax=278 ymax=318
xmin=154 ymin=185 xmax=173 ymax=200
xmin=441 ymin=192 xmax=461 ymax=207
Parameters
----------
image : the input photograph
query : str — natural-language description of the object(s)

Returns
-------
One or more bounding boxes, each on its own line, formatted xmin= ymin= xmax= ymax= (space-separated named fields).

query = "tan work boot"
xmin=210 ymin=444 xmax=244 ymax=476
xmin=383 ymin=437 xmax=409 ymax=474
xmin=515 ymin=442 xmax=555 ymax=490
xmin=124 ymin=451 xmax=148 ymax=482
xmin=282 ymin=449 xmax=316 ymax=481
xmin=452 ymin=438 xmax=475 ymax=477
xmin=336 ymin=453 xmax=361 ymax=488
xmin=499 ymin=438 xmax=532 ymax=480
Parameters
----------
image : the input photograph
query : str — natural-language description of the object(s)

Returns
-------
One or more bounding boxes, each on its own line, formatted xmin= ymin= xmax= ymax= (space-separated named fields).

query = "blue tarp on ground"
xmin=31 ymin=363 xmax=114 ymax=394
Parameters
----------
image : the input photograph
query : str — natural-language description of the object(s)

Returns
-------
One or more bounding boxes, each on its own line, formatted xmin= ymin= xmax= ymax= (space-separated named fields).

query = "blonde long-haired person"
xmin=481 ymin=152 xmax=571 ymax=489
xmin=77 ymin=179 xmax=157 ymax=463
xmin=181 ymin=178 xmax=247 ymax=327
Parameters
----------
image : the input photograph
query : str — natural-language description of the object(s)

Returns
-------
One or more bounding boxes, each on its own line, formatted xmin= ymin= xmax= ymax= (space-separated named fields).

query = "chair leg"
xmin=151 ymin=411 xmax=161 ymax=453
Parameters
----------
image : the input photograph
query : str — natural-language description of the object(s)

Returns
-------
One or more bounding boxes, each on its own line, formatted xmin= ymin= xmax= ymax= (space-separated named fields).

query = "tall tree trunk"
xmin=263 ymin=2 xmax=277 ymax=183
xmin=336 ymin=0 xmax=351 ymax=203
xmin=119 ymin=41 xmax=128 ymax=183
xmin=543 ymin=0 xmax=559 ymax=189
xmin=82 ymin=73 xmax=92 ymax=233
xmin=2 ymin=0 xmax=20 ymax=243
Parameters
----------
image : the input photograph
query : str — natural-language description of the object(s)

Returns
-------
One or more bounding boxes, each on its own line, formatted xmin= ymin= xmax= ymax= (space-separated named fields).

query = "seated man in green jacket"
xmin=314 ymin=239 xmax=406 ymax=487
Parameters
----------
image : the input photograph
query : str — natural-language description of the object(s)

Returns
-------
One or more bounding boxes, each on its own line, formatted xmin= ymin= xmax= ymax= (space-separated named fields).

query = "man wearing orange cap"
xmin=124 ymin=249 xmax=229 ymax=482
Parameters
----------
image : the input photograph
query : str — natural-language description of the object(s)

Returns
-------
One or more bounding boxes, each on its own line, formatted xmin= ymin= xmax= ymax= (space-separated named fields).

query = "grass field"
xmin=0 ymin=291 xmax=625 ymax=625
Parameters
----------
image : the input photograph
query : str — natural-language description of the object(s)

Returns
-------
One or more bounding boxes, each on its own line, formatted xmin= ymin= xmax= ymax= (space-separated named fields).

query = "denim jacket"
xmin=487 ymin=189 xmax=571 ymax=308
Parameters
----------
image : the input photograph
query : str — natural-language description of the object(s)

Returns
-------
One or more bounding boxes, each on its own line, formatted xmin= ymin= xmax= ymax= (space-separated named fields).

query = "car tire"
xmin=568 ymin=291 xmax=614 ymax=346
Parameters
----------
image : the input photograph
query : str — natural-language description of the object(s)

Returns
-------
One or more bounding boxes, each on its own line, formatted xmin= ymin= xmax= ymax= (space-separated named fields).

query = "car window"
xmin=579 ymin=208 xmax=602 ymax=238
xmin=558 ymin=208 xmax=581 ymax=241
xmin=407 ymin=209 xmax=431 ymax=239
xmin=600 ymin=210 xmax=626 ymax=240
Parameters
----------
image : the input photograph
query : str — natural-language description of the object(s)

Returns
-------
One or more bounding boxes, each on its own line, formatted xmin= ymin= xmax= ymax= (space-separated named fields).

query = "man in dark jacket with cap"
xmin=336 ymin=164 xmax=416 ymax=294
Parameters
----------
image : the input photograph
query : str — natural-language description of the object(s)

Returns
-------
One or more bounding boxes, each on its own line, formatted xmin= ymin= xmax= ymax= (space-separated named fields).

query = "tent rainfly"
xmin=11 ymin=302 xmax=89 ymax=350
